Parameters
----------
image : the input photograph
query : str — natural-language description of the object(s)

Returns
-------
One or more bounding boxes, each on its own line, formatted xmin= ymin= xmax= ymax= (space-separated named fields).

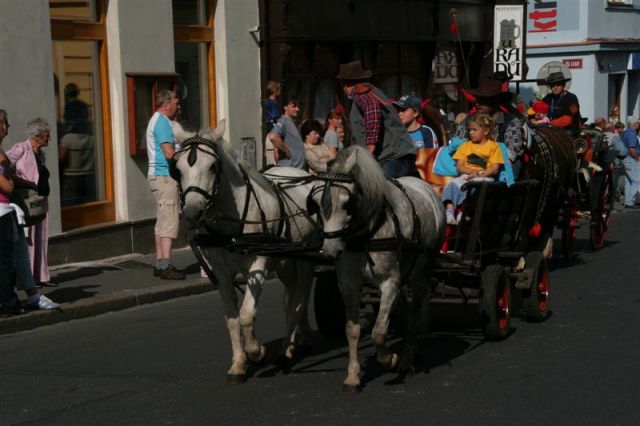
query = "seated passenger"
xmin=302 ymin=120 xmax=335 ymax=174
xmin=442 ymin=113 xmax=505 ymax=225
xmin=392 ymin=95 xmax=438 ymax=149
xmin=541 ymin=72 xmax=582 ymax=137
xmin=528 ymin=101 xmax=550 ymax=124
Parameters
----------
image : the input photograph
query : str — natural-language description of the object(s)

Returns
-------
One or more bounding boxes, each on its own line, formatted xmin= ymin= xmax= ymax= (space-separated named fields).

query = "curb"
xmin=0 ymin=281 xmax=215 ymax=335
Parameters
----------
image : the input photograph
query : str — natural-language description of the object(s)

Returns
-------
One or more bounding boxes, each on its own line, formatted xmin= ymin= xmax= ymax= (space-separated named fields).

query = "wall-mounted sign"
xmin=562 ymin=58 xmax=583 ymax=69
xmin=433 ymin=46 xmax=458 ymax=84
xmin=494 ymin=4 xmax=525 ymax=81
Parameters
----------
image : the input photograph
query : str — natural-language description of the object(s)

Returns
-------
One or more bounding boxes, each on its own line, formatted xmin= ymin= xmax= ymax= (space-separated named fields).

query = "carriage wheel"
xmin=313 ymin=271 xmax=345 ymax=338
xmin=522 ymin=251 xmax=550 ymax=322
xmin=479 ymin=265 xmax=511 ymax=341
xmin=561 ymin=202 xmax=577 ymax=261
xmin=590 ymin=166 xmax=614 ymax=251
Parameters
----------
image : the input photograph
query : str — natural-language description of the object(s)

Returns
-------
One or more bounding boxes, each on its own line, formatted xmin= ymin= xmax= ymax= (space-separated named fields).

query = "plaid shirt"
xmin=353 ymin=91 xmax=382 ymax=146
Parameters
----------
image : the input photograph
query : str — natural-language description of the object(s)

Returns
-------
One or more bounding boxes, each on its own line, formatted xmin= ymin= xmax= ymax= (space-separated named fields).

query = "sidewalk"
xmin=0 ymin=246 xmax=215 ymax=335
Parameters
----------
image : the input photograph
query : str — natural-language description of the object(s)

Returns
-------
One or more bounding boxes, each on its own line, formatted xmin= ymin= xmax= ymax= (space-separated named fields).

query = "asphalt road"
xmin=1 ymin=210 xmax=639 ymax=425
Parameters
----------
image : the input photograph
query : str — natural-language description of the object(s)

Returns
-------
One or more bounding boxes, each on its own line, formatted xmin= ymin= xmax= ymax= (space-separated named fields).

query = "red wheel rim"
xmin=592 ymin=169 xmax=613 ymax=249
xmin=537 ymin=266 xmax=550 ymax=312
xmin=496 ymin=280 xmax=510 ymax=330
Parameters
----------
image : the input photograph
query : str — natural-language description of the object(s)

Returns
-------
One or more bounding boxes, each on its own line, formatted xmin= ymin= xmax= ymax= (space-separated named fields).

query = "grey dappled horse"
xmin=172 ymin=121 xmax=318 ymax=384
xmin=308 ymin=146 xmax=446 ymax=392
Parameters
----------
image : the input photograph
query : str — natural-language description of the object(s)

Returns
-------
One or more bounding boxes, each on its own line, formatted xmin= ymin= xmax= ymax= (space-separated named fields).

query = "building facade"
xmin=518 ymin=0 xmax=640 ymax=124
xmin=0 ymin=0 xmax=262 ymax=263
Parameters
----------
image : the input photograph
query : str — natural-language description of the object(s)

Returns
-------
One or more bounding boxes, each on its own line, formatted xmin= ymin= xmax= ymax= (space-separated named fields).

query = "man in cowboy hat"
xmin=541 ymin=71 xmax=582 ymax=136
xmin=337 ymin=60 xmax=417 ymax=177
xmin=456 ymin=79 xmax=525 ymax=177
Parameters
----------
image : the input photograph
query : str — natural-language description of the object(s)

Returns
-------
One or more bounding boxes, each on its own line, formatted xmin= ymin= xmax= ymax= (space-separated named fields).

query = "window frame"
xmin=50 ymin=0 xmax=115 ymax=230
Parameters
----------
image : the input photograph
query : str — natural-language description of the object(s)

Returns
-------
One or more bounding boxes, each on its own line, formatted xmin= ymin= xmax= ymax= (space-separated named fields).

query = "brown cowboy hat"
xmin=466 ymin=79 xmax=507 ymax=98
xmin=545 ymin=71 xmax=571 ymax=86
xmin=336 ymin=60 xmax=372 ymax=80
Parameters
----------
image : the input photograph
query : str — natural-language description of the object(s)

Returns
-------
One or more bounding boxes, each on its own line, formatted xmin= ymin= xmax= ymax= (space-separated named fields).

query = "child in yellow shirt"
xmin=441 ymin=113 xmax=504 ymax=224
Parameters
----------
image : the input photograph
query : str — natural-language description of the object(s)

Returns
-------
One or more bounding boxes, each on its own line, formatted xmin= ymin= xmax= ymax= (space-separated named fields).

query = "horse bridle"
xmin=171 ymin=136 xmax=222 ymax=209
xmin=309 ymin=172 xmax=366 ymax=240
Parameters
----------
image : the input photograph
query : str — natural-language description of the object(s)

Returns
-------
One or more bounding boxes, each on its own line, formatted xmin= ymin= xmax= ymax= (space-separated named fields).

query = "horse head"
xmin=308 ymin=146 xmax=386 ymax=258
xmin=172 ymin=120 xmax=226 ymax=229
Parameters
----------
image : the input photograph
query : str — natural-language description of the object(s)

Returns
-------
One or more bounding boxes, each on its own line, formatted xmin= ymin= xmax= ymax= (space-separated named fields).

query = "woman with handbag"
xmin=0 ymin=111 xmax=59 ymax=312
xmin=7 ymin=117 xmax=55 ymax=288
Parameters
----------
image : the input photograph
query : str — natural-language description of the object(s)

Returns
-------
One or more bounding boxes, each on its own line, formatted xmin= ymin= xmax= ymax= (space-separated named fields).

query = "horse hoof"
xmin=342 ymin=383 xmax=362 ymax=394
xmin=276 ymin=355 xmax=294 ymax=374
xmin=295 ymin=343 xmax=314 ymax=359
xmin=225 ymin=373 xmax=246 ymax=385
xmin=247 ymin=346 xmax=266 ymax=364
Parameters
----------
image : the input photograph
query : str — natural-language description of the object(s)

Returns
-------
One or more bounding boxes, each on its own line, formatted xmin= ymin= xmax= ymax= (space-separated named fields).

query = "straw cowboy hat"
xmin=545 ymin=71 xmax=571 ymax=86
xmin=336 ymin=60 xmax=372 ymax=80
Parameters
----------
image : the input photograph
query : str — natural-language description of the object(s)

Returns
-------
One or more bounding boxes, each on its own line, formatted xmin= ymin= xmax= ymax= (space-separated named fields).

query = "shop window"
xmin=173 ymin=0 xmax=215 ymax=130
xmin=50 ymin=0 xmax=114 ymax=230
xmin=126 ymin=74 xmax=179 ymax=156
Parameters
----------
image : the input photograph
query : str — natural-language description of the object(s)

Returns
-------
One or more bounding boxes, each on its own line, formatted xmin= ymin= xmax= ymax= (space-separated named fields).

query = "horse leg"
xmin=398 ymin=256 xmax=433 ymax=374
xmin=276 ymin=260 xmax=314 ymax=371
xmin=336 ymin=257 xmax=363 ymax=393
xmin=372 ymin=271 xmax=401 ymax=371
xmin=238 ymin=256 xmax=268 ymax=365
xmin=216 ymin=267 xmax=247 ymax=384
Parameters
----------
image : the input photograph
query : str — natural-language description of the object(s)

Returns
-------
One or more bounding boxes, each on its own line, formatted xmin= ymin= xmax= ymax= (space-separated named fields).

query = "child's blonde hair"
xmin=468 ymin=112 xmax=494 ymax=138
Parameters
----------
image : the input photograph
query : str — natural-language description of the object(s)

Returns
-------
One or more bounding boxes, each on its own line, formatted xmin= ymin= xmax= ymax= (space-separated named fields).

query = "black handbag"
xmin=13 ymin=188 xmax=47 ymax=226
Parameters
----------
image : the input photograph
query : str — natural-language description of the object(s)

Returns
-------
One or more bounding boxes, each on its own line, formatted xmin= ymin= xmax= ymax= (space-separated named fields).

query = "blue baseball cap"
xmin=392 ymin=95 xmax=421 ymax=111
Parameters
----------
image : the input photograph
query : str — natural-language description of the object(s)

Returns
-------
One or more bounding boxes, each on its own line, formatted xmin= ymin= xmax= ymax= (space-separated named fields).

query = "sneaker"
xmin=624 ymin=204 xmax=640 ymax=210
xmin=159 ymin=265 xmax=186 ymax=280
xmin=25 ymin=294 xmax=60 ymax=310
xmin=38 ymin=295 xmax=60 ymax=310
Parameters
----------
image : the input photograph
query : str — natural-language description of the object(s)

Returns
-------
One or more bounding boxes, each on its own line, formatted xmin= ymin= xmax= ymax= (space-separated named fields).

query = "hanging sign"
xmin=493 ymin=4 xmax=525 ymax=81
xmin=433 ymin=45 xmax=458 ymax=84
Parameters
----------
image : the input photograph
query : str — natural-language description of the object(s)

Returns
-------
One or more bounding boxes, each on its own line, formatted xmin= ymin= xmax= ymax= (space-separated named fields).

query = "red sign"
xmin=562 ymin=59 xmax=583 ymax=69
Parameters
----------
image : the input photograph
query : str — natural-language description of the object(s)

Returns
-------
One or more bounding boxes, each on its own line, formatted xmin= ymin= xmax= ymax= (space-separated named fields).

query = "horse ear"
xmin=173 ymin=121 xmax=196 ymax=143
xmin=211 ymin=119 xmax=226 ymax=141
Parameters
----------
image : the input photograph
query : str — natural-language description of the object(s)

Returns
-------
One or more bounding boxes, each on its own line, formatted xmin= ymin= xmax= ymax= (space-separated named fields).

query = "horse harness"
xmin=172 ymin=136 xmax=314 ymax=248
xmin=310 ymin=172 xmax=422 ymax=253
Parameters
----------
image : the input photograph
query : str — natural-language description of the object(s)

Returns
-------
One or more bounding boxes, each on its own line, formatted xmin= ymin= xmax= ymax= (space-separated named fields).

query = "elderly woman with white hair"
xmin=7 ymin=117 xmax=55 ymax=288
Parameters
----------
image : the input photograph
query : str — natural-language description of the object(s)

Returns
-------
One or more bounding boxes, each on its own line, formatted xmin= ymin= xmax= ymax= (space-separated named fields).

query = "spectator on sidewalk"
xmin=262 ymin=80 xmax=282 ymax=134
xmin=323 ymin=109 xmax=344 ymax=155
xmin=621 ymin=119 xmax=640 ymax=209
xmin=302 ymin=119 xmax=335 ymax=174
xmin=7 ymin=117 xmax=54 ymax=288
xmin=268 ymin=96 xmax=306 ymax=170
xmin=146 ymin=90 xmax=185 ymax=280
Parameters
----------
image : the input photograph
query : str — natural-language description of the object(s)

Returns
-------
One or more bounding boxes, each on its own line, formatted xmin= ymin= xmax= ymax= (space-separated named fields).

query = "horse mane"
xmin=329 ymin=145 xmax=387 ymax=219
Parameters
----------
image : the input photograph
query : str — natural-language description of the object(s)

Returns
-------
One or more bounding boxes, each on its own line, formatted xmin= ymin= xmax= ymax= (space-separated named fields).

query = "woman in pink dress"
xmin=7 ymin=117 xmax=54 ymax=287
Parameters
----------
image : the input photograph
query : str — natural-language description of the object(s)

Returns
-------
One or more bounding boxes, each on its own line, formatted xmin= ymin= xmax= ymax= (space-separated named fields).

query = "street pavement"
xmin=0 ymin=246 xmax=214 ymax=335
xmin=0 ymin=207 xmax=639 ymax=424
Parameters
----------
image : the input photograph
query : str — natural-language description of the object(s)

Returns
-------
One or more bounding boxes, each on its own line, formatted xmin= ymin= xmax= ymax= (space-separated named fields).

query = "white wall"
xmin=107 ymin=0 xmax=176 ymax=221
xmin=214 ymin=0 xmax=262 ymax=164
xmin=0 ymin=0 xmax=61 ymax=234
xmin=588 ymin=1 xmax=640 ymax=39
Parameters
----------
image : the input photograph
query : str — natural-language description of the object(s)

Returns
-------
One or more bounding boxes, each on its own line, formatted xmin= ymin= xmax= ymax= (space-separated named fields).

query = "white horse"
xmin=308 ymin=146 xmax=446 ymax=393
xmin=172 ymin=121 xmax=318 ymax=383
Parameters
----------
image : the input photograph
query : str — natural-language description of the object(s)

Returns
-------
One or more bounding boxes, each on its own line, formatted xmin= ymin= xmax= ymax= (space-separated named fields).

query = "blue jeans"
xmin=13 ymin=228 xmax=36 ymax=291
xmin=0 ymin=212 xmax=20 ymax=309
xmin=622 ymin=156 xmax=640 ymax=206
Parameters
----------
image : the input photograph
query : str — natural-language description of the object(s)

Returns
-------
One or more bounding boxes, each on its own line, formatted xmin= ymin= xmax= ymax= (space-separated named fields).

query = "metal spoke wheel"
xmin=590 ymin=166 xmax=614 ymax=250
xmin=313 ymin=271 xmax=345 ymax=338
xmin=522 ymin=251 xmax=550 ymax=322
xmin=479 ymin=265 xmax=511 ymax=341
